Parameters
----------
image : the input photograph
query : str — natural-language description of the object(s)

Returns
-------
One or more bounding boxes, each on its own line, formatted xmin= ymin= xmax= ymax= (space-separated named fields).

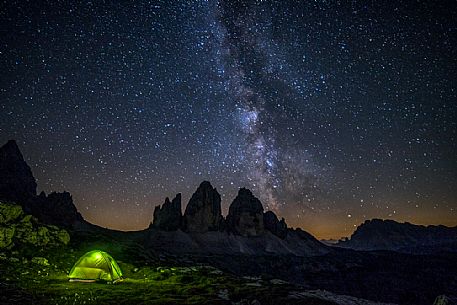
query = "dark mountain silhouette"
xmin=152 ymin=184 xmax=291 ymax=237
xmin=152 ymin=193 xmax=182 ymax=231
xmin=0 ymin=140 xmax=37 ymax=204
xmin=0 ymin=139 xmax=327 ymax=256
xmin=263 ymin=210 xmax=288 ymax=239
xmin=0 ymin=140 xmax=83 ymax=228
xmin=148 ymin=181 xmax=328 ymax=256
xmin=182 ymin=181 xmax=224 ymax=232
xmin=337 ymin=218 xmax=457 ymax=252
xmin=226 ymin=187 xmax=265 ymax=237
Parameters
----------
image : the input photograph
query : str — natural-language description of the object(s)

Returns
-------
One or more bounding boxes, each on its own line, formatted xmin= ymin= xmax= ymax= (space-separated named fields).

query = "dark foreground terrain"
xmin=1 ymin=201 xmax=398 ymax=305
xmin=1 ymin=201 xmax=456 ymax=305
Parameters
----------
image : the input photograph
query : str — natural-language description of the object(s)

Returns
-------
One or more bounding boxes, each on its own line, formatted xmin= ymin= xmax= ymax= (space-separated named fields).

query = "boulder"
xmin=183 ymin=181 xmax=223 ymax=232
xmin=49 ymin=225 xmax=71 ymax=245
xmin=15 ymin=218 xmax=53 ymax=246
xmin=153 ymin=193 xmax=182 ymax=231
xmin=31 ymin=256 xmax=50 ymax=266
xmin=0 ymin=226 xmax=15 ymax=249
xmin=263 ymin=211 xmax=288 ymax=239
xmin=0 ymin=202 xmax=22 ymax=248
xmin=0 ymin=201 xmax=24 ymax=224
xmin=0 ymin=140 xmax=37 ymax=204
xmin=226 ymin=188 xmax=264 ymax=236
xmin=0 ymin=202 xmax=70 ymax=249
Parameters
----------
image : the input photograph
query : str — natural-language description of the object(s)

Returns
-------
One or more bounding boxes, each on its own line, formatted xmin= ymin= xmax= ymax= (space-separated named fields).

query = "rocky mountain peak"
xmin=338 ymin=218 xmax=457 ymax=251
xmin=153 ymin=193 xmax=182 ymax=231
xmin=227 ymin=187 xmax=264 ymax=236
xmin=27 ymin=191 xmax=83 ymax=228
xmin=0 ymin=140 xmax=83 ymax=228
xmin=0 ymin=140 xmax=37 ymax=204
xmin=263 ymin=211 xmax=288 ymax=238
xmin=1 ymin=140 xmax=22 ymax=157
xmin=183 ymin=181 xmax=223 ymax=232
xmin=233 ymin=188 xmax=263 ymax=211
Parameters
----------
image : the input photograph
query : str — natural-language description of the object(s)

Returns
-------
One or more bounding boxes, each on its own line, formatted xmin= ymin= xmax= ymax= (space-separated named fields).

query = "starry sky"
xmin=1 ymin=0 xmax=456 ymax=239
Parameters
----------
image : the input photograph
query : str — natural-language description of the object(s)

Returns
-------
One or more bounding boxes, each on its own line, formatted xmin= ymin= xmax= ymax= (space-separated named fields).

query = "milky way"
xmin=1 ymin=0 xmax=456 ymax=238
xmin=209 ymin=0 xmax=323 ymax=212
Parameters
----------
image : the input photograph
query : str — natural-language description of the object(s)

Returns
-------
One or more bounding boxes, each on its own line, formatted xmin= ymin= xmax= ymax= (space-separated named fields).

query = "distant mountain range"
xmin=2 ymin=139 xmax=456 ymax=256
xmin=0 ymin=139 xmax=328 ymax=257
xmin=337 ymin=218 xmax=457 ymax=253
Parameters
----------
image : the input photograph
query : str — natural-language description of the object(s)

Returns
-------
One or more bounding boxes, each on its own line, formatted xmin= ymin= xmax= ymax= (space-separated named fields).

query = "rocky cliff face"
xmin=263 ymin=211 xmax=288 ymax=238
xmin=0 ymin=140 xmax=37 ymax=204
xmin=338 ymin=218 xmax=457 ymax=252
xmin=144 ymin=184 xmax=329 ymax=256
xmin=153 ymin=193 xmax=182 ymax=231
xmin=226 ymin=188 xmax=264 ymax=237
xmin=0 ymin=140 xmax=83 ymax=228
xmin=27 ymin=191 xmax=83 ymax=229
xmin=152 ymin=183 xmax=290 ymax=240
xmin=183 ymin=181 xmax=223 ymax=232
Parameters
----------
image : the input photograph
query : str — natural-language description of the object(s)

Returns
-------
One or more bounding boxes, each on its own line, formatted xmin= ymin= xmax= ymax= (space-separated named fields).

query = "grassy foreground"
xmin=1 ymin=245 xmax=324 ymax=305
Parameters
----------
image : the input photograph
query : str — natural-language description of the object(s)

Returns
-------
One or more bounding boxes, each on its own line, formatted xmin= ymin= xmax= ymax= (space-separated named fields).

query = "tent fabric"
xmin=68 ymin=250 xmax=123 ymax=282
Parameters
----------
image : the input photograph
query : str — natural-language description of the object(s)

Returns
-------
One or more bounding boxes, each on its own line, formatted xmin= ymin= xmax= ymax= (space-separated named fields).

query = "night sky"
xmin=1 ymin=0 xmax=456 ymax=239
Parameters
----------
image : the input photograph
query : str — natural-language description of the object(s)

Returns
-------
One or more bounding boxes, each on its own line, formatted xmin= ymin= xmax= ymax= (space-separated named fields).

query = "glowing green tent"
xmin=68 ymin=250 xmax=123 ymax=283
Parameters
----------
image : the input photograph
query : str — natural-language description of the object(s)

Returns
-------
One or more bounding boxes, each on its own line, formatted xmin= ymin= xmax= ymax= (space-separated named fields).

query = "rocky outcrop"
xmin=153 ymin=193 xmax=182 ymax=231
xmin=0 ymin=202 xmax=23 ymax=224
xmin=434 ymin=295 xmax=457 ymax=305
xmin=0 ymin=201 xmax=70 ymax=249
xmin=263 ymin=211 xmax=288 ymax=239
xmin=0 ymin=140 xmax=83 ymax=229
xmin=226 ymin=188 xmax=264 ymax=237
xmin=153 ymin=184 xmax=290 ymax=239
xmin=183 ymin=181 xmax=223 ymax=232
xmin=0 ymin=140 xmax=37 ymax=204
xmin=338 ymin=218 xmax=457 ymax=252
xmin=26 ymin=191 xmax=83 ymax=229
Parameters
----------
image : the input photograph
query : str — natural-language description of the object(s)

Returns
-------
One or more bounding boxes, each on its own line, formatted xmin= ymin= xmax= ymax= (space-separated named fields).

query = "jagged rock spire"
xmin=183 ymin=181 xmax=223 ymax=232
xmin=227 ymin=187 xmax=264 ymax=237
xmin=0 ymin=140 xmax=83 ymax=228
xmin=0 ymin=140 xmax=37 ymax=203
xmin=153 ymin=193 xmax=182 ymax=231
xmin=263 ymin=211 xmax=288 ymax=238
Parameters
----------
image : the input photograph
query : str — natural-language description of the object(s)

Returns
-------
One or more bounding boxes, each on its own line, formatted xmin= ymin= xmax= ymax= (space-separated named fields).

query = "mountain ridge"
xmin=0 ymin=139 xmax=329 ymax=256
xmin=337 ymin=218 xmax=457 ymax=252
